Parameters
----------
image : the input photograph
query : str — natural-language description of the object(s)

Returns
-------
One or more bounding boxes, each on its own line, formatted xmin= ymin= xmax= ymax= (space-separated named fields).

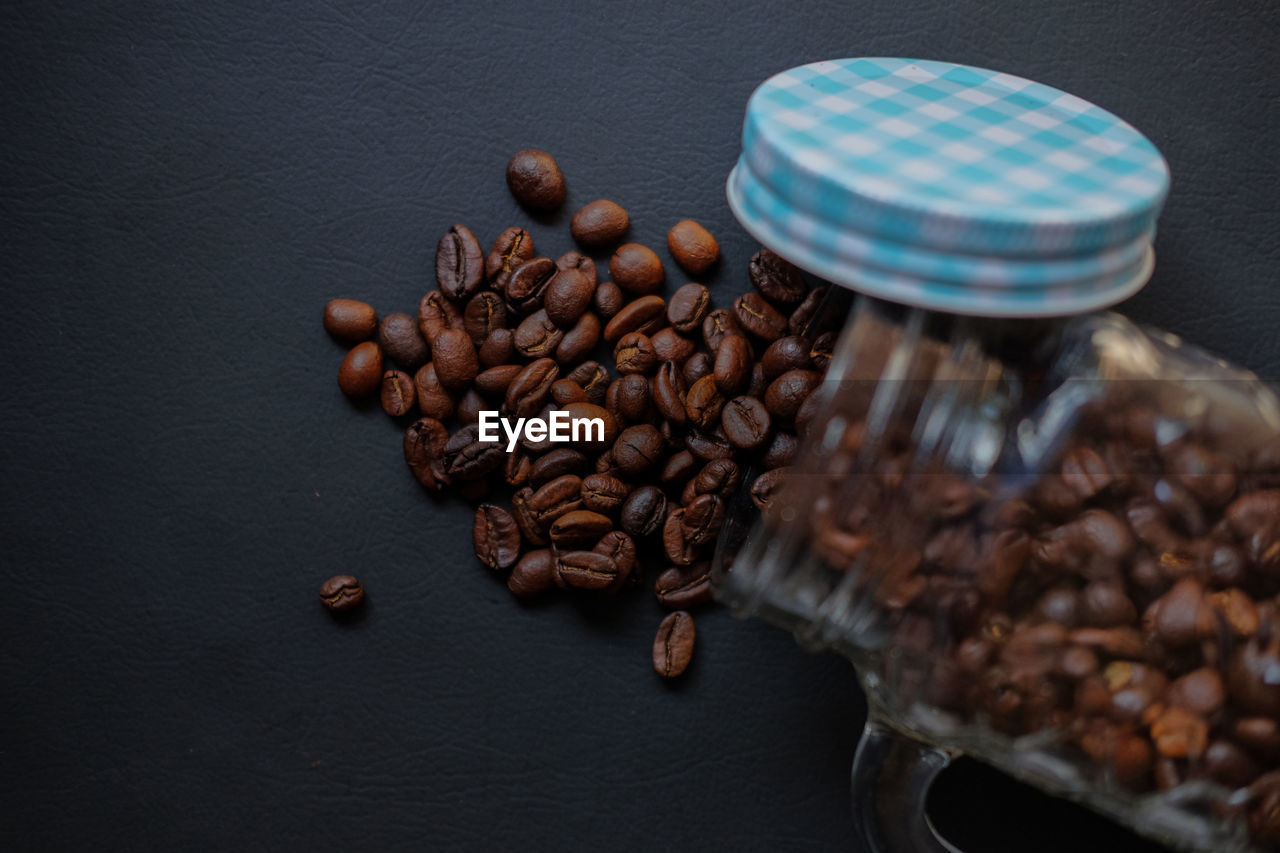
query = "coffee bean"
xmin=655 ymin=564 xmax=713 ymax=610
xmin=377 ymin=312 xmax=431 ymax=371
xmin=682 ymin=493 xmax=725 ymax=548
xmin=594 ymin=530 xmax=637 ymax=591
xmin=380 ymin=369 xmax=417 ymax=416
xmin=418 ymin=290 xmax=463 ymax=343
xmin=431 ymin=328 xmax=479 ymax=392
xmin=526 ymin=448 xmax=586 ymax=487
xmin=443 ymin=424 xmax=504 ymax=481
xmin=1080 ymin=580 xmax=1136 ymax=627
xmin=508 ymin=549 xmax=556 ymax=598
xmin=566 ymin=362 xmax=610 ymax=405
xmin=612 ymin=424 xmax=664 ymax=476
xmin=506 ymin=450 xmax=531 ymax=488
xmin=319 ymin=575 xmax=365 ymax=612
xmin=545 ymin=267 xmax=595 ymax=328
xmin=761 ymin=336 xmax=812 ymax=380
xmin=606 ymin=374 xmax=653 ymax=425
xmin=501 ymin=358 xmax=555 ymax=418
xmin=511 ymin=487 xmax=548 ymax=546
xmin=667 ymin=220 xmax=719 ymax=276
xmin=556 ymin=250 xmax=597 ymax=285
xmin=560 ymin=402 xmax=617 ymax=451
xmin=809 ymin=331 xmax=836 ymax=372
xmin=604 ymin=295 xmax=667 ymax=343
xmin=750 ymin=467 xmax=789 ymax=511
xmin=556 ymin=550 xmax=619 ymax=591
xmin=506 ymin=256 xmax=557 ymax=314
xmin=1229 ymin=632 xmax=1280 ymax=716
xmin=550 ymin=378 xmax=588 ymax=406
xmin=513 ymin=308 xmax=565 ymax=359
xmin=324 ymin=298 xmax=378 ymax=344
xmin=668 ymin=283 xmax=711 ymax=334
xmin=457 ymin=396 xmax=483 ymax=424
xmin=486 ymin=226 xmax=536 ymax=292
xmin=614 ymin=332 xmax=659 ymax=375
xmin=746 ymin=363 xmax=768 ymax=399
xmin=660 ymin=451 xmax=697 ymax=490
xmin=713 ymin=334 xmax=753 ymax=396
xmin=338 ymin=341 xmax=384 ymax=398
xmin=1168 ymin=443 xmax=1238 ymax=506
xmin=571 ymin=199 xmax=629 ymax=249
xmin=555 ymin=312 xmax=602 ymax=366
xmin=506 ymin=149 xmax=566 ymax=212
xmin=582 ymin=474 xmax=629 ymax=514
xmin=436 ymin=224 xmax=485 ymax=302
xmin=1060 ymin=446 xmax=1113 ymax=500
xmin=764 ymin=369 xmax=821 ymax=422
xmin=685 ymin=375 xmax=725 ymax=431
xmin=1167 ymin=667 xmax=1226 ymax=717
xmin=682 ymin=352 xmax=712 ymax=386
xmin=621 ymin=485 xmax=668 ymax=538
xmin=748 ymin=248 xmax=807 ymax=306
xmin=478 ymin=328 xmax=516 ymax=368
xmin=662 ymin=509 xmax=698 ymax=566
xmin=653 ymin=361 xmax=687 ymax=425
xmin=693 ymin=458 xmax=742 ymax=499
xmin=550 ymin=509 xmax=613 ymax=547
xmin=788 ymin=285 xmax=828 ymax=336
xmin=473 ymin=504 xmax=522 ymax=570
xmin=529 ymin=474 xmax=584 ymax=524
xmin=610 ymin=243 xmax=665 ymax=295
xmin=653 ymin=611 xmax=695 ymax=677
xmin=593 ymin=281 xmax=625 ymax=319
xmin=761 ymin=431 xmax=799 ymax=469
xmin=685 ymin=429 xmax=734 ymax=462
xmin=403 ymin=417 xmax=450 ymax=490
xmin=462 ymin=292 xmax=507 ymax=348
xmin=701 ymin=308 xmax=741 ymax=355
xmin=474 ymin=363 xmax=523 ymax=399
xmin=734 ymin=292 xmax=788 ymax=342
xmin=645 ymin=328 xmax=691 ymax=365
xmin=413 ymin=363 xmax=456 ymax=420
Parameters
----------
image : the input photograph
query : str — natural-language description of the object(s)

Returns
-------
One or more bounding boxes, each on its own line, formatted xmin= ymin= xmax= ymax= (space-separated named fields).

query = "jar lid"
xmin=726 ymin=58 xmax=1170 ymax=317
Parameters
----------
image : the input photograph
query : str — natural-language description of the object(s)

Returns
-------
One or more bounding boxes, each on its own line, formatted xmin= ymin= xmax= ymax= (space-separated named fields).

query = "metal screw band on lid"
xmin=726 ymin=58 xmax=1170 ymax=317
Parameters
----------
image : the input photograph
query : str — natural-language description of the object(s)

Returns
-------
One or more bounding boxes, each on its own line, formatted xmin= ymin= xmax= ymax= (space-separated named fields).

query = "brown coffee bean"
xmin=655 ymin=564 xmax=713 ymax=610
xmin=1167 ymin=443 xmax=1237 ymax=506
xmin=610 ymin=243 xmax=665 ymax=295
xmin=1080 ymin=580 xmax=1136 ymax=627
xmin=685 ymin=375 xmax=725 ymax=431
xmin=443 ymin=424 xmax=504 ymax=481
xmin=682 ymin=352 xmax=712 ymax=386
xmin=614 ymin=332 xmax=659 ymax=375
xmin=319 ymin=575 xmax=365 ymax=612
xmin=567 ymin=362 xmax=610 ymax=405
xmin=506 ymin=149 xmax=566 ymax=212
xmin=1150 ymin=706 xmax=1209 ymax=759
xmin=650 ymin=327 xmax=695 ymax=364
xmin=761 ymin=431 xmax=799 ymax=469
xmin=506 ymin=450 xmax=532 ymax=488
xmin=462 ymin=292 xmax=507 ymax=348
xmin=667 ymin=282 xmax=711 ymax=334
xmin=593 ymin=281 xmax=625 ymax=319
xmin=593 ymin=530 xmax=637 ymax=591
xmin=505 ymin=256 xmax=557 ymax=314
xmin=667 ymin=220 xmax=719 ymax=276
xmin=660 ymin=451 xmax=698 ymax=490
xmin=653 ymin=611 xmax=695 ymax=677
xmin=582 ymin=474 xmax=629 ymax=514
xmin=403 ymin=417 xmax=450 ymax=490
xmin=323 ymin=298 xmax=378 ymax=344
xmin=550 ymin=379 xmax=588 ymax=406
xmin=338 ymin=341 xmax=383 ymax=398
xmin=436 ymin=224 xmax=485 ymax=302
xmin=502 ymin=358 xmax=557 ymax=417
xmin=529 ymin=474 xmax=584 ymax=526
xmin=511 ymin=487 xmax=548 ymax=546
xmin=1167 ymin=667 xmax=1226 ymax=717
xmin=561 ymin=402 xmax=617 ymax=451
xmin=685 ymin=429 xmax=734 ymax=462
xmin=473 ymin=504 xmax=521 ymax=570
xmin=508 ymin=549 xmax=556 ymax=598
xmin=380 ymin=370 xmax=417 ymax=416
xmin=478 ymin=328 xmax=515 ymax=368
xmin=544 ymin=267 xmax=595 ymax=328
xmin=612 ymin=424 xmax=664 ymax=476
xmin=749 ymin=248 xmax=807 ymax=306
xmin=760 ymin=336 xmax=812 ymax=380
xmin=721 ymin=396 xmax=771 ymax=451
xmin=556 ymin=250 xmax=597 ymax=284
xmin=794 ymin=387 xmax=825 ymax=436
xmin=734 ymin=292 xmax=788 ymax=342
xmin=693 ymin=458 xmax=742 ymax=499
xmin=653 ymin=361 xmax=687 ymax=425
xmin=764 ymin=369 xmax=821 ymax=422
xmin=713 ymin=334 xmax=753 ymax=396
xmin=621 ymin=485 xmax=668 ymax=538
xmin=555 ymin=312 xmax=602 ymax=366
xmin=431 ymin=328 xmax=479 ymax=392
xmin=1199 ymin=739 xmax=1260 ymax=789
xmin=604 ymin=295 xmax=667 ymax=343
xmin=1229 ymin=632 xmax=1280 ymax=716
xmin=788 ymin=285 xmax=828 ymax=336
xmin=526 ymin=448 xmax=585 ymax=487
xmin=418 ymin=290 xmax=463 ymax=343
xmin=682 ymin=493 xmax=725 ymax=549
xmin=606 ymin=375 xmax=652 ymax=424
xmin=809 ymin=331 xmax=836 ymax=372
xmin=701 ymin=308 xmax=741 ymax=355
xmin=1143 ymin=577 xmax=1207 ymax=647
xmin=513 ymin=308 xmax=565 ymax=359
xmin=750 ymin=467 xmax=789 ymax=510
xmin=413 ymin=363 xmax=456 ymax=420
xmin=556 ymin=550 xmax=619 ymax=591
xmin=662 ymin=509 xmax=698 ymax=566
xmin=474 ymin=363 xmax=523 ymax=399
xmin=571 ymin=199 xmax=629 ymax=248
xmin=376 ymin=312 xmax=430 ymax=371
xmin=549 ymin=509 xmax=613 ymax=547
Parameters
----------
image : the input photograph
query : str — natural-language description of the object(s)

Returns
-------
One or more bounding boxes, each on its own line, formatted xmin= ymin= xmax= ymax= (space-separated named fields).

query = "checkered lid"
xmin=726 ymin=58 xmax=1170 ymax=316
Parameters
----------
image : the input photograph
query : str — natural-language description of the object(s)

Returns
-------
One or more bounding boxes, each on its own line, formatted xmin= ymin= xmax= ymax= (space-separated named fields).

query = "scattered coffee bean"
xmin=556 ymin=550 xmax=619 ymax=591
xmin=514 ymin=308 xmax=565 ymax=359
xmin=486 ymin=226 xmax=536 ymax=293
xmin=610 ymin=243 xmax=665 ymax=295
xmin=734 ymin=292 xmax=788 ymax=342
xmin=338 ymin=341 xmax=384 ymax=398
xmin=653 ymin=611 xmax=695 ymax=677
xmin=431 ymin=328 xmax=480 ymax=393
xmin=614 ymin=332 xmax=659 ymax=375
xmin=319 ymin=575 xmax=365 ymax=613
xmin=713 ymin=334 xmax=753 ymax=396
xmin=403 ymin=417 xmax=450 ymax=491
xmin=556 ymin=312 xmax=602 ymax=366
xmin=593 ymin=281 xmax=625 ymax=319
xmin=380 ymin=369 xmax=417 ymax=416
xmin=571 ymin=199 xmax=629 ymax=248
xmin=655 ymin=564 xmax=713 ymax=610
xmin=604 ymin=295 xmax=667 ymax=343
xmin=413 ymin=363 xmax=456 ymax=420
xmin=667 ymin=220 xmax=720 ymax=276
xmin=418 ymin=290 xmax=463 ymax=343
xmin=474 ymin=504 xmax=522 ymax=570
xmin=506 ymin=149 xmax=566 ymax=212
xmin=668 ymin=282 xmax=711 ymax=334
xmin=324 ymin=298 xmax=378 ymax=344
xmin=621 ymin=485 xmax=668 ymax=539
xmin=463 ymin=292 xmax=507 ymax=347
xmin=545 ymin=267 xmax=595 ymax=328
xmin=436 ymin=225 xmax=485 ymax=303
xmin=509 ymin=549 xmax=556 ymax=598
xmin=748 ymin=248 xmax=807 ymax=306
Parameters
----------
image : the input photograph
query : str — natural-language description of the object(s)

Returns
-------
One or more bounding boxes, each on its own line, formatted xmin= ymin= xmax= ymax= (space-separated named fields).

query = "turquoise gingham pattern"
xmin=726 ymin=58 xmax=1170 ymax=317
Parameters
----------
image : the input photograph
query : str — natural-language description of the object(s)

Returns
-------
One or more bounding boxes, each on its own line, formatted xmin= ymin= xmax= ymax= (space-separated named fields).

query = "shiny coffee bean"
xmin=582 ymin=474 xmax=630 ymax=514
xmin=764 ymin=369 xmax=821 ymax=422
xmin=693 ymin=458 xmax=742 ymax=499
xmin=660 ymin=451 xmax=698 ymax=490
xmin=667 ymin=220 xmax=720 ymax=276
xmin=413 ymin=363 xmax=455 ymax=420
xmin=606 ymin=374 xmax=653 ymax=425
xmin=528 ymin=474 xmax=584 ymax=526
xmin=701 ymin=308 xmax=741 ymax=355
xmin=443 ymin=424 xmax=504 ymax=481
xmin=555 ymin=312 xmax=601 ymax=365
xmin=473 ymin=504 xmax=521 ymax=570
xmin=682 ymin=352 xmax=713 ymax=386
xmin=612 ymin=424 xmax=664 ymax=476
xmin=788 ymin=285 xmax=828 ymax=336
xmin=668 ymin=282 xmax=711 ymax=334
xmin=506 ymin=256 xmax=557 ymax=313
xmin=750 ymin=467 xmax=789 ymax=510
xmin=721 ymin=396 xmax=771 ymax=450
xmin=610 ymin=243 xmax=665 ymax=295
xmin=682 ymin=493 xmax=725 ymax=548
xmin=594 ymin=530 xmax=637 ymax=591
xmin=463 ymin=292 xmax=507 ymax=347
xmin=544 ymin=267 xmax=595 ymax=328
xmin=713 ymin=334 xmax=753 ymax=396
xmin=506 ymin=149 xmax=566 ymax=212
xmin=685 ymin=429 xmax=734 ymax=462
xmin=508 ymin=549 xmax=556 ymax=598
xmin=615 ymin=332 xmax=659 ymax=375
xmin=655 ymin=564 xmax=713 ymax=610
xmin=662 ymin=509 xmax=698 ymax=565
xmin=528 ymin=448 xmax=588 ymax=487
xmin=485 ymin=226 xmax=536 ymax=292
xmin=556 ymin=550 xmax=620 ymax=591
xmin=418 ymin=289 xmax=463 ymax=343
xmin=550 ymin=378 xmax=588 ymax=406
xmin=604 ymin=295 xmax=667 ymax=343
xmin=653 ymin=611 xmax=696 ymax=677
xmin=560 ymin=402 xmax=617 ymax=451
xmin=748 ymin=248 xmax=807 ymax=306
xmin=324 ymin=298 xmax=377 ymax=343
xmin=513 ymin=308 xmax=565 ymax=358
xmin=474 ymin=363 xmax=523 ymax=399
xmin=377 ymin=312 xmax=431 ymax=371
xmin=506 ymin=358 xmax=559 ymax=417
xmin=734 ymin=292 xmax=788 ymax=342
xmin=338 ymin=341 xmax=384 ymax=398
xmin=593 ymin=281 xmax=625 ymax=319
xmin=436 ymin=224 xmax=485 ymax=302
xmin=431 ymin=328 xmax=479 ymax=392
xmin=478 ymin=328 xmax=515 ymax=368
xmin=685 ymin=375 xmax=726 ymax=431
xmin=653 ymin=361 xmax=687 ymax=424
xmin=403 ymin=417 xmax=450 ymax=491
xmin=650 ymin=327 xmax=695 ymax=364
xmin=556 ymin=250 xmax=597 ymax=284
xmin=761 ymin=431 xmax=799 ymax=469
xmin=319 ymin=575 xmax=365 ymax=612
xmin=761 ymin=336 xmax=812 ymax=380
xmin=505 ymin=450 xmax=531 ymax=488
xmin=809 ymin=331 xmax=836 ymax=372
xmin=571 ymin=199 xmax=629 ymax=249
xmin=380 ymin=369 xmax=417 ymax=416
xmin=621 ymin=485 xmax=668 ymax=538
xmin=566 ymin=362 xmax=610 ymax=405
xmin=549 ymin=510 xmax=613 ymax=547
xmin=511 ymin=487 xmax=548 ymax=546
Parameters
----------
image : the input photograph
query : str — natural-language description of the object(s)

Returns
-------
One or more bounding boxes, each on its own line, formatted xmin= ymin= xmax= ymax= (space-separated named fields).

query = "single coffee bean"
xmin=1167 ymin=442 xmax=1237 ymax=506
xmin=473 ymin=504 xmax=522 ymax=570
xmin=750 ymin=467 xmax=789 ymax=510
xmin=667 ymin=282 xmax=711 ymax=334
xmin=667 ymin=220 xmax=719 ymax=276
xmin=478 ymin=328 xmax=515 ymax=368
xmin=685 ymin=429 xmax=734 ymax=461
xmin=513 ymin=308 xmax=565 ymax=359
xmin=653 ymin=361 xmax=687 ymax=425
xmin=506 ymin=358 xmax=559 ymax=418
xmin=593 ymin=281 xmax=625 ymax=319
xmin=621 ymin=485 xmax=668 ymax=538
xmin=788 ymin=285 xmax=828 ymax=336
xmin=486 ymin=226 xmax=536 ymax=292
xmin=604 ymin=295 xmax=667 ymax=343
xmin=612 ymin=424 xmax=664 ymax=476
xmin=582 ymin=474 xmax=630 ymax=514
xmin=506 ymin=256 xmax=557 ymax=313
xmin=682 ymin=493 xmax=725 ymax=548
xmin=436 ymin=224 xmax=485 ymax=302
xmin=749 ymin=248 xmax=807 ymax=306
xmin=560 ymin=402 xmax=617 ymax=451
xmin=377 ymin=312 xmax=431 ymax=371
xmin=594 ymin=449 xmax=619 ymax=476
xmin=655 ymin=564 xmax=713 ymax=610
xmin=506 ymin=149 xmax=566 ymax=212
xmin=1166 ymin=667 xmax=1226 ymax=717
xmin=610 ymin=243 xmax=665 ymax=295
xmin=653 ymin=611 xmax=695 ymax=677
xmin=761 ymin=431 xmax=799 ymax=469
xmin=693 ymin=458 xmax=742 ymax=499
xmin=660 ymin=450 xmax=698 ymax=490
xmin=338 ymin=341 xmax=384 ymax=398
xmin=550 ymin=313 xmax=597 ymax=367
xmin=511 ymin=487 xmax=548 ymax=546
xmin=508 ymin=549 xmax=556 ymax=598
xmin=418 ymin=290 xmax=463 ymax=343
xmin=413 ymin=363 xmax=456 ymax=420
xmin=442 ymin=424 xmax=504 ymax=481
xmin=761 ymin=336 xmax=812 ymax=380
xmin=403 ymin=417 xmax=450 ymax=490
xmin=614 ymin=332 xmax=659 ymax=375
xmin=713 ymin=334 xmax=753 ymax=396
xmin=556 ymin=250 xmax=597 ymax=285
xmin=570 ymin=199 xmax=629 ymax=249
xmin=1199 ymin=739 xmax=1260 ymax=789
xmin=474 ymin=363 xmax=524 ymax=399
xmin=662 ymin=509 xmax=699 ymax=566
xmin=764 ymin=369 xmax=821 ymax=422
xmin=650 ymin=327 xmax=695 ymax=364
xmin=549 ymin=509 xmax=613 ymax=547
xmin=794 ymin=388 xmax=824 ymax=436
xmin=550 ymin=378 xmax=588 ymax=406
xmin=722 ymin=396 xmax=772 ymax=451
xmin=685 ymin=375 xmax=726 ymax=431
xmin=606 ymin=374 xmax=653 ymax=424
xmin=544 ymin=267 xmax=595 ymax=328
xmin=809 ymin=331 xmax=836 ymax=372
xmin=594 ymin=530 xmax=637 ymax=591
xmin=745 ymin=363 xmax=768 ymax=399
xmin=1080 ymin=580 xmax=1137 ymax=627
xmin=319 ymin=575 xmax=365 ymax=612
xmin=701 ymin=308 xmax=741 ymax=355
xmin=380 ymin=369 xmax=417 ymax=416
xmin=528 ymin=448 xmax=588 ymax=487
xmin=529 ymin=474 xmax=585 ymax=526
xmin=1060 ymin=446 xmax=1113 ymax=500
xmin=566 ymin=362 xmax=610 ymax=405
xmin=431 ymin=328 xmax=479 ymax=392
xmin=462 ymin=292 xmax=507 ymax=347
xmin=556 ymin=550 xmax=619 ymax=591
xmin=734 ymin=292 xmax=788 ymax=342
xmin=506 ymin=449 xmax=532 ymax=487
xmin=324 ymin=298 xmax=378 ymax=343
xmin=682 ymin=352 xmax=713 ymax=386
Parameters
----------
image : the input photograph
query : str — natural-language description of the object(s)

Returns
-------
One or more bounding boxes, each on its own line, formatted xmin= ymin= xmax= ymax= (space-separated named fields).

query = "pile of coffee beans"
xmin=322 ymin=148 xmax=831 ymax=679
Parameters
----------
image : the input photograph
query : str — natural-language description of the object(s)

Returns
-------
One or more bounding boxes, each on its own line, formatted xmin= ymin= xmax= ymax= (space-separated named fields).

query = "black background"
xmin=2 ymin=1 xmax=1277 ymax=850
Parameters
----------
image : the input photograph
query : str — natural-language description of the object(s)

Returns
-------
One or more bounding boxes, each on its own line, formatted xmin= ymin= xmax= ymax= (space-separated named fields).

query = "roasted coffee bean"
xmin=621 ymin=485 xmax=668 ymax=538
xmin=1229 ymin=632 xmax=1280 ymax=716
xmin=1167 ymin=667 xmax=1226 ymax=717
xmin=615 ymin=332 xmax=659 ymax=375
xmin=653 ymin=361 xmax=688 ymax=425
xmin=463 ymin=292 xmax=507 ymax=347
xmin=431 ymin=328 xmax=479 ymax=392
xmin=457 ymin=390 xmax=486 ymax=424
xmin=413 ymin=363 xmax=456 ymax=420
xmin=556 ymin=250 xmax=597 ymax=284
xmin=1081 ymin=580 xmax=1136 ymax=627
xmin=702 ymin=308 xmax=741 ymax=355
xmin=555 ymin=312 xmax=602 ymax=366
xmin=660 ymin=450 xmax=697 ymax=490
xmin=713 ymin=334 xmax=753 ymax=396
xmin=788 ymin=285 xmax=828 ymax=336
xmin=682 ymin=493 xmax=725 ymax=548
xmin=508 ymin=549 xmax=556 ymax=598
xmin=1060 ymin=446 xmax=1113 ymax=500
xmin=338 ymin=341 xmax=384 ymax=398
xmin=506 ymin=256 xmax=558 ymax=313
xmin=561 ymin=402 xmax=617 ymax=451
xmin=550 ymin=509 xmax=613 ymax=547
xmin=377 ymin=312 xmax=430 ymax=371
xmin=567 ymin=362 xmax=610 ymax=405
xmin=486 ymin=226 xmax=536 ymax=292
xmin=734 ymin=292 xmax=788 ymax=342
xmin=667 ymin=220 xmax=719 ymax=276
xmin=685 ymin=429 xmax=734 ymax=461
xmin=506 ymin=450 xmax=532 ymax=487
xmin=594 ymin=530 xmax=637 ymax=591
xmin=1199 ymin=739 xmax=1260 ymax=789
xmin=604 ymin=295 xmax=667 ymax=343
xmin=571 ymin=199 xmax=629 ymax=249
xmin=668 ymin=282 xmax=711 ymax=334
xmin=511 ymin=487 xmax=548 ymax=546
xmin=418 ymin=290 xmax=463 ymax=343
xmin=506 ymin=358 xmax=559 ymax=418
xmin=528 ymin=448 xmax=588 ymax=487
xmin=794 ymin=386 xmax=825 ymax=436
xmin=809 ymin=331 xmax=836 ymax=372
xmin=550 ymin=378 xmax=588 ymax=406
xmin=653 ymin=611 xmax=695 ymax=677
xmin=761 ymin=336 xmax=812 ymax=380
xmin=612 ymin=424 xmax=664 ymax=476
xmin=750 ymin=467 xmax=789 ymax=510
xmin=544 ymin=267 xmax=595 ymax=328
xmin=685 ymin=375 xmax=726 ymax=430
xmin=607 ymin=375 xmax=653 ymax=424
xmin=610 ymin=243 xmax=665 ymax=295
xmin=582 ymin=473 xmax=630 ymax=514
xmin=655 ymin=564 xmax=713 ymax=610
xmin=761 ymin=431 xmax=799 ymax=469
xmin=474 ymin=363 xmax=524 ymax=399
xmin=436 ymin=224 xmax=485 ymax=302
xmin=749 ymin=248 xmax=807 ymax=306
xmin=513 ymin=308 xmax=565 ymax=359
xmin=506 ymin=149 xmax=566 ymax=212
xmin=593 ymin=281 xmax=625 ymax=319
xmin=556 ymin=550 xmax=619 ymax=591
xmin=324 ymin=298 xmax=377 ymax=343
xmin=403 ymin=417 xmax=450 ymax=490
xmin=473 ymin=504 xmax=521 ymax=570
xmin=745 ymin=363 xmax=768 ymax=399
xmin=682 ymin=352 xmax=713 ymax=386
xmin=1168 ymin=443 xmax=1237 ymax=506
xmin=650 ymin=327 xmax=695 ymax=364
xmin=764 ymin=369 xmax=821 ymax=422
xmin=529 ymin=474 xmax=584 ymax=527
xmin=380 ymin=369 xmax=417 ymax=416
xmin=594 ymin=450 xmax=618 ymax=476
xmin=443 ymin=424 xmax=504 ymax=481
xmin=693 ymin=458 xmax=742 ymax=499
xmin=478 ymin=328 xmax=515 ymax=368
xmin=319 ymin=575 xmax=365 ymax=612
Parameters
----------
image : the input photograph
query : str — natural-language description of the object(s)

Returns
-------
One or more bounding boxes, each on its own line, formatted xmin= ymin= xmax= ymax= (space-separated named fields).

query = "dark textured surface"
xmin=1 ymin=1 xmax=1277 ymax=850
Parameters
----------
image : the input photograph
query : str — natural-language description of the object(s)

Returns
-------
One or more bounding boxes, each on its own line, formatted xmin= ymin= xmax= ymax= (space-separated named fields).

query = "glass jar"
xmin=714 ymin=58 xmax=1280 ymax=852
